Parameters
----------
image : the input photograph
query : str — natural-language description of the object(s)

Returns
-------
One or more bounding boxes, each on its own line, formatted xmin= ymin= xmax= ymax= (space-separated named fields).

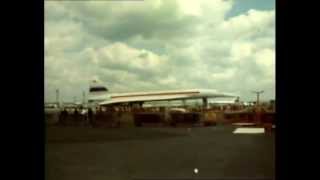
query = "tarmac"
xmin=46 ymin=125 xmax=275 ymax=180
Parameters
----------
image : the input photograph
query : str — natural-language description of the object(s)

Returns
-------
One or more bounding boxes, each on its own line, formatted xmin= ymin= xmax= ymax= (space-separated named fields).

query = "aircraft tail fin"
xmin=89 ymin=80 xmax=108 ymax=93
xmin=88 ymin=80 xmax=108 ymax=104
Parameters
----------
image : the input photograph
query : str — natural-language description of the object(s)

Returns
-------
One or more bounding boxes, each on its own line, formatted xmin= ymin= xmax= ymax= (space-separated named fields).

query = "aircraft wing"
xmin=99 ymin=94 xmax=193 ymax=105
xmin=98 ymin=90 xmax=238 ymax=106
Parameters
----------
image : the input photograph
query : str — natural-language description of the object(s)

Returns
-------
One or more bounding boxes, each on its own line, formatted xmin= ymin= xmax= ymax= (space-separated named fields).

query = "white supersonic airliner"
xmin=88 ymin=80 xmax=239 ymax=107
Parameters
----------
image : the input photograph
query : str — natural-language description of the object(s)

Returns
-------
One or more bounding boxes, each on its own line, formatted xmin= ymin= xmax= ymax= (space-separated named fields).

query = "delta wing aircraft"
xmin=88 ymin=80 xmax=238 ymax=108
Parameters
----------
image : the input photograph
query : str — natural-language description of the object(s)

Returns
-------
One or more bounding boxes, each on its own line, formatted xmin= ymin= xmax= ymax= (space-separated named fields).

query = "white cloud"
xmin=255 ymin=48 xmax=275 ymax=68
xmin=254 ymin=48 xmax=275 ymax=81
xmin=211 ymin=68 xmax=236 ymax=80
xmin=231 ymin=42 xmax=255 ymax=61
xmin=217 ymin=9 xmax=275 ymax=40
xmin=45 ymin=1 xmax=275 ymax=102
xmin=93 ymin=42 xmax=168 ymax=72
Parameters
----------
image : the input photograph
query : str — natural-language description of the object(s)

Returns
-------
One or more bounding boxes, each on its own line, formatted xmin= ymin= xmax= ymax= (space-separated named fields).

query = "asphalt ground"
xmin=46 ymin=125 xmax=275 ymax=180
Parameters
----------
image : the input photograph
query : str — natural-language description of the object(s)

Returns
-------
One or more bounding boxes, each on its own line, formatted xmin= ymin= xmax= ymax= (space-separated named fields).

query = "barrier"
xmin=170 ymin=112 xmax=201 ymax=126
xmin=223 ymin=112 xmax=275 ymax=124
xmin=203 ymin=111 xmax=217 ymax=126
xmin=133 ymin=112 xmax=164 ymax=127
xmin=92 ymin=112 xmax=120 ymax=128
xmin=261 ymin=113 xmax=275 ymax=124
xmin=59 ymin=113 xmax=88 ymax=126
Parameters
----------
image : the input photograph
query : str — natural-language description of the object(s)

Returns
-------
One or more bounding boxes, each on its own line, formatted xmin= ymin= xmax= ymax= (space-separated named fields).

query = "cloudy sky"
xmin=45 ymin=0 xmax=275 ymax=103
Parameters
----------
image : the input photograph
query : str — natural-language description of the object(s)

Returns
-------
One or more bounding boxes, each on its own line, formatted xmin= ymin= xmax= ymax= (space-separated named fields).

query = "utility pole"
xmin=252 ymin=90 xmax=264 ymax=124
xmin=56 ymin=89 xmax=60 ymax=108
xmin=252 ymin=90 xmax=264 ymax=106
xmin=82 ymin=91 xmax=86 ymax=105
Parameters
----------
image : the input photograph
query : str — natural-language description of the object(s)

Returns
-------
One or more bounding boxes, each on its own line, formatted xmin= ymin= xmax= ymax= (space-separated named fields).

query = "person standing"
xmin=88 ymin=108 xmax=94 ymax=126
xmin=73 ymin=108 xmax=79 ymax=123
xmin=59 ymin=108 xmax=68 ymax=125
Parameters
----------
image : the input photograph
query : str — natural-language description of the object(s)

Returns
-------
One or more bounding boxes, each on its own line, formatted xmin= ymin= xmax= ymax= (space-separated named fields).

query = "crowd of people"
xmin=57 ymin=106 xmax=128 ymax=126
xmin=58 ymin=107 xmax=94 ymax=125
xmin=54 ymin=103 xmax=275 ymax=126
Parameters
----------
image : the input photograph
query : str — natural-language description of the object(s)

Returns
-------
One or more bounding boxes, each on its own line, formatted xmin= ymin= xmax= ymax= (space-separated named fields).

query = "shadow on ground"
xmin=46 ymin=126 xmax=189 ymax=143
